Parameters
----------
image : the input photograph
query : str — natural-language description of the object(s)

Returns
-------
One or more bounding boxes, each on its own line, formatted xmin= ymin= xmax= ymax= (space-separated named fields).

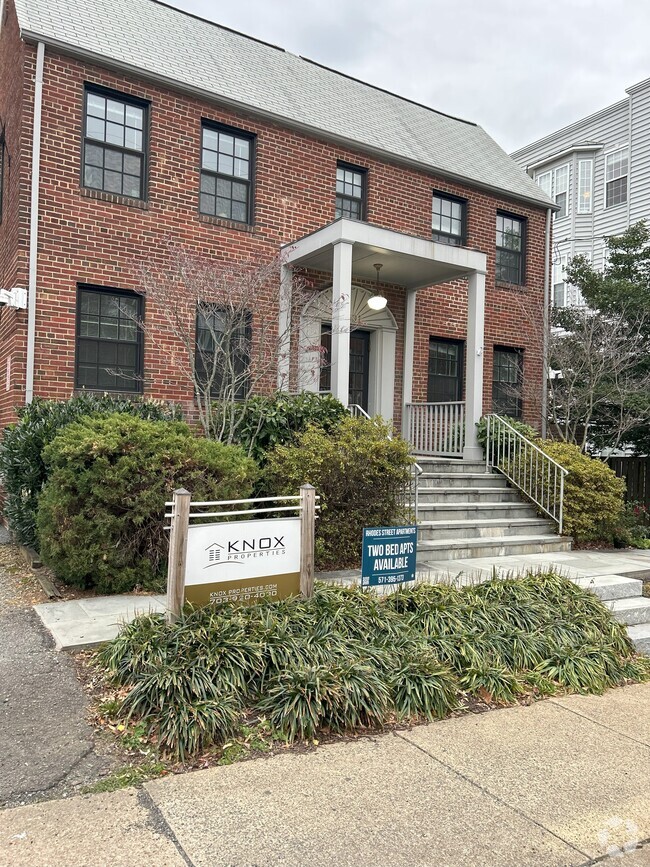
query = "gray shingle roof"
xmin=14 ymin=0 xmax=553 ymax=208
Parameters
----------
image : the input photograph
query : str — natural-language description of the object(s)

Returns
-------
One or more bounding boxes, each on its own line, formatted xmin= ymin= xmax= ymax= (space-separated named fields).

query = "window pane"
xmin=123 ymin=153 xmax=141 ymax=176
xmin=235 ymin=138 xmax=249 ymax=159
xmin=86 ymin=116 xmax=106 ymax=141
xmin=216 ymin=197 xmax=231 ymax=218
xmin=106 ymin=99 xmax=125 ymax=123
xmin=98 ymin=342 xmax=118 ymax=365
xmin=104 ymin=149 xmax=123 ymax=171
xmin=79 ymin=316 xmax=99 ymax=337
xmin=201 ymin=173 xmax=216 ymax=194
xmin=218 ymin=134 xmax=234 ymax=154
xmin=87 ymin=93 xmax=106 ymax=118
xmin=231 ymin=201 xmax=247 ymax=222
xmin=202 ymin=149 xmax=218 ymax=171
xmin=216 ymin=177 xmax=232 ymax=198
xmin=105 ymin=122 xmax=124 ymax=147
xmin=125 ymin=105 xmax=143 ymax=129
xmin=200 ymin=193 xmax=216 ymax=214
xmin=78 ymin=339 xmax=98 ymax=363
xmin=203 ymin=128 xmax=218 ymax=150
xmin=85 ymin=144 xmax=104 ymax=167
xmin=104 ymin=170 xmax=122 ymax=194
xmin=84 ymin=165 xmax=103 ymax=189
xmin=124 ymin=128 xmax=142 ymax=151
xmin=234 ymin=158 xmax=249 ymax=178
xmin=80 ymin=292 xmax=100 ymax=314
xmin=232 ymin=182 xmax=247 ymax=203
xmin=218 ymin=154 xmax=234 ymax=175
xmin=100 ymin=320 xmax=119 ymax=340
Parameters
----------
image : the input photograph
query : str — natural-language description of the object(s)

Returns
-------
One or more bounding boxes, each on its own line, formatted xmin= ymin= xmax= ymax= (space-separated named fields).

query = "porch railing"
xmin=485 ymin=414 xmax=568 ymax=534
xmin=406 ymin=401 xmax=465 ymax=457
xmin=347 ymin=404 xmax=422 ymax=521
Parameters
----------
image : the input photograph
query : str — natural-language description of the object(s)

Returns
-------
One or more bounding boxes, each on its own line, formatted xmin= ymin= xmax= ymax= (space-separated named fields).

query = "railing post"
xmin=559 ymin=473 xmax=564 ymax=536
xmin=300 ymin=484 xmax=316 ymax=598
xmin=166 ymin=488 xmax=191 ymax=624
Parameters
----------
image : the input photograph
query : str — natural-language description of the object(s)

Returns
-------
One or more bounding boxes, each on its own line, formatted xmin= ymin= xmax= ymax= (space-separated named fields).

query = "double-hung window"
xmin=427 ymin=338 xmax=464 ymax=403
xmin=552 ymin=255 xmax=568 ymax=308
xmin=195 ymin=305 xmax=252 ymax=401
xmin=492 ymin=347 xmax=523 ymax=418
xmin=200 ymin=123 xmax=254 ymax=224
xmin=432 ymin=194 xmax=466 ymax=245
xmin=83 ymin=87 xmax=147 ymax=199
xmin=76 ymin=286 xmax=143 ymax=391
xmin=335 ymin=163 xmax=366 ymax=220
xmin=577 ymin=159 xmax=593 ymax=213
xmin=496 ymin=213 xmax=525 ymax=285
xmin=535 ymin=165 xmax=570 ymax=218
xmin=605 ymin=147 xmax=628 ymax=208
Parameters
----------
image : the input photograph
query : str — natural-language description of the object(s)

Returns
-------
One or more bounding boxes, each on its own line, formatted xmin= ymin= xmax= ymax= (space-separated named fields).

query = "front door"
xmin=319 ymin=325 xmax=371 ymax=412
xmin=348 ymin=329 xmax=370 ymax=411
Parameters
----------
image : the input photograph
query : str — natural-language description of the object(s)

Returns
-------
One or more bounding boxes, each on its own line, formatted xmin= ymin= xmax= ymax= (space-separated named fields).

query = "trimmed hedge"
xmin=37 ymin=415 xmax=256 ymax=593
xmin=219 ymin=391 xmax=347 ymax=463
xmin=535 ymin=441 xmax=626 ymax=542
xmin=0 ymin=395 xmax=181 ymax=549
xmin=264 ymin=416 xmax=413 ymax=570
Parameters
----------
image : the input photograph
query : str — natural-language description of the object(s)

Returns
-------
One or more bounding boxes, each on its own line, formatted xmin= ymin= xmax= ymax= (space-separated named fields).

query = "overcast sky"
xmin=169 ymin=0 xmax=650 ymax=153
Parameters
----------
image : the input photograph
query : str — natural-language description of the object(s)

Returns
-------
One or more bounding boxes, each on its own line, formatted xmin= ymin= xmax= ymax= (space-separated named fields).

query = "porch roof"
xmin=282 ymin=219 xmax=487 ymax=291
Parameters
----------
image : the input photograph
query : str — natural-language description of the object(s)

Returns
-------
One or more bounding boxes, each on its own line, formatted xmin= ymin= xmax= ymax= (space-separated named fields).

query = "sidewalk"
xmin=1 ymin=683 xmax=649 ymax=867
xmin=33 ymin=549 xmax=650 ymax=650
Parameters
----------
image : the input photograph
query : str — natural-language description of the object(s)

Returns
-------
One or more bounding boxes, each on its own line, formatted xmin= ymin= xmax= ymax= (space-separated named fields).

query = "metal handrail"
xmin=347 ymin=404 xmax=422 ymax=521
xmin=485 ymin=414 xmax=568 ymax=534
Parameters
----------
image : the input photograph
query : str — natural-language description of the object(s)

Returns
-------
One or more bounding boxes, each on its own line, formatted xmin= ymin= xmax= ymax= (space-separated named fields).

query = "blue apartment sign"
xmin=361 ymin=525 xmax=418 ymax=587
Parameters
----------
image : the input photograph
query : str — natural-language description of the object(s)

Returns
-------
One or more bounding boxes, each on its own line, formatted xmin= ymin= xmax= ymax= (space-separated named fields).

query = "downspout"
xmin=541 ymin=207 xmax=552 ymax=439
xmin=26 ymin=41 xmax=45 ymax=404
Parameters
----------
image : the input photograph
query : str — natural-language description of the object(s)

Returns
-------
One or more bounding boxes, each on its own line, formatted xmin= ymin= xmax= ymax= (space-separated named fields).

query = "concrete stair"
xmin=414 ymin=457 xmax=570 ymax=562
xmin=574 ymin=574 xmax=650 ymax=655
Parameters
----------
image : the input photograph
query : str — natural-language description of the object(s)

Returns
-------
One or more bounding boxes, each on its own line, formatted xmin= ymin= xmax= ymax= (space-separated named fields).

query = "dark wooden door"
xmin=349 ymin=329 xmax=370 ymax=411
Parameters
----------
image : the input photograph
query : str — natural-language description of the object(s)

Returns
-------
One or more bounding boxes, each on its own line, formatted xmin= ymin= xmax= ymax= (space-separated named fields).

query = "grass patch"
xmin=94 ymin=573 xmax=650 ymax=761
xmin=83 ymin=761 xmax=167 ymax=794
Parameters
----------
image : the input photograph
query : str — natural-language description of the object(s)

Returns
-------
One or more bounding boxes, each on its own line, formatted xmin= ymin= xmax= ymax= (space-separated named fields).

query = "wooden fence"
xmin=606 ymin=457 xmax=650 ymax=507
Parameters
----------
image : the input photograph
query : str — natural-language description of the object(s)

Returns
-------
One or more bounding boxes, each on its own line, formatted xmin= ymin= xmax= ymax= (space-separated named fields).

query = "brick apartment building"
xmin=0 ymin=0 xmax=555 ymax=459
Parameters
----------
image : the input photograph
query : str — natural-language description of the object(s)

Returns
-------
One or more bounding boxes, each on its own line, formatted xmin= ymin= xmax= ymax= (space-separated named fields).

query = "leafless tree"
xmin=129 ymin=243 xmax=313 ymax=440
xmin=548 ymin=305 xmax=650 ymax=451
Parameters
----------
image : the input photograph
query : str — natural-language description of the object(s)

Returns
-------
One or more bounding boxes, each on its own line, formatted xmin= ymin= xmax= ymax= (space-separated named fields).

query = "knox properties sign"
xmin=183 ymin=516 xmax=302 ymax=607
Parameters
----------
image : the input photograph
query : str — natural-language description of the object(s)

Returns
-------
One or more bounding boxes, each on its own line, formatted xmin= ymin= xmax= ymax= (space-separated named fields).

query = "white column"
xmin=463 ymin=270 xmax=486 ymax=460
xmin=277 ymin=263 xmax=292 ymax=390
xmin=331 ymin=240 xmax=353 ymax=405
xmin=401 ymin=288 xmax=417 ymax=438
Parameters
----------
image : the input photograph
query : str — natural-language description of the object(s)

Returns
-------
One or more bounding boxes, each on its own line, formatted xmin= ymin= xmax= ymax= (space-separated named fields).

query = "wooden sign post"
xmin=166 ymin=487 xmax=191 ymax=623
xmin=299 ymin=483 xmax=316 ymax=599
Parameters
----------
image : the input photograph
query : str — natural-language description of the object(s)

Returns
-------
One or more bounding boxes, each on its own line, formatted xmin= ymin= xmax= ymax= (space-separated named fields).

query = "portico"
xmin=279 ymin=218 xmax=488 ymax=460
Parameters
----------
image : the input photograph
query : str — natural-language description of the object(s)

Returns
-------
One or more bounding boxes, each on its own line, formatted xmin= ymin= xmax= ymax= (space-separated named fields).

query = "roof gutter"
xmin=541 ymin=207 xmax=552 ymax=439
xmin=19 ymin=30 xmax=555 ymax=213
xmin=26 ymin=41 xmax=45 ymax=404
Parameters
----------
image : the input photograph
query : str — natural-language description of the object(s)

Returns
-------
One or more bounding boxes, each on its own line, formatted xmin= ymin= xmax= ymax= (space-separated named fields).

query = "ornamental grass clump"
xmin=96 ymin=572 xmax=650 ymax=761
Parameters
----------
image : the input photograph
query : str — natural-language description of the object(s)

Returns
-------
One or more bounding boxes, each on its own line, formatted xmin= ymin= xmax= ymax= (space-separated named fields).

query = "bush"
xmin=36 ymin=415 xmax=256 ymax=593
xmin=264 ymin=416 xmax=413 ymax=570
xmin=96 ymin=572 xmax=650 ymax=760
xmin=476 ymin=415 xmax=539 ymax=457
xmin=219 ymin=391 xmax=348 ymax=463
xmin=535 ymin=441 xmax=625 ymax=542
xmin=0 ymin=395 xmax=181 ymax=549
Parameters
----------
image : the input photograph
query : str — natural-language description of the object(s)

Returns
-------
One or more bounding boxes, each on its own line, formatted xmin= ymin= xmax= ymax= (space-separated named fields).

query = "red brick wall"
xmin=0 ymin=0 xmax=29 ymax=429
xmin=0 ymin=21 xmax=548 ymax=432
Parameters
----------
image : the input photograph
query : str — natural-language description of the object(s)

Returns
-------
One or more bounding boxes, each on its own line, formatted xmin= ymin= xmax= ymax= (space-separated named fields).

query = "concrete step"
xmin=418 ymin=518 xmax=555 ymax=542
xmin=604 ymin=597 xmax=650 ymax=627
xmin=417 ymin=534 xmax=572 ymax=561
xmin=416 ymin=503 xmax=539 ymax=522
xmin=419 ymin=473 xmax=507 ymax=488
xmin=415 ymin=459 xmax=487 ymax=475
xmin=417 ymin=487 xmax=521 ymax=503
xmin=573 ymin=575 xmax=643 ymax=602
xmin=627 ymin=623 xmax=650 ymax=656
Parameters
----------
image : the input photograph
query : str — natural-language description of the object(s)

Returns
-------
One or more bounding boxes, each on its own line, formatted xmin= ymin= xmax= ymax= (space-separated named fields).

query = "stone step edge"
xmin=417 ymin=534 xmax=569 ymax=551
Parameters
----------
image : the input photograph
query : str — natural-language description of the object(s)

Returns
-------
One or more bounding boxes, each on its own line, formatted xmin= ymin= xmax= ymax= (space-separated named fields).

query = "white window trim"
xmin=604 ymin=146 xmax=629 ymax=210
xmin=552 ymin=254 xmax=568 ymax=308
xmin=577 ymin=159 xmax=593 ymax=214
xmin=536 ymin=164 xmax=571 ymax=219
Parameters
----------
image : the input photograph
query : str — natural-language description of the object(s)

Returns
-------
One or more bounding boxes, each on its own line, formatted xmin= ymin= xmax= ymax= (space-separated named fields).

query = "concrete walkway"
xmin=1 ymin=684 xmax=649 ymax=867
xmin=33 ymin=550 xmax=650 ymax=650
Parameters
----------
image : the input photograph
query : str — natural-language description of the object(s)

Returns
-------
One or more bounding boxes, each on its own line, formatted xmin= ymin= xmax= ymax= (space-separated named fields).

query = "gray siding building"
xmin=512 ymin=76 xmax=650 ymax=307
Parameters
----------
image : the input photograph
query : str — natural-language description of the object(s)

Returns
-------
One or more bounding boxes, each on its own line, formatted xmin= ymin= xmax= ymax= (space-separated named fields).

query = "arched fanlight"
xmin=367 ymin=262 xmax=387 ymax=311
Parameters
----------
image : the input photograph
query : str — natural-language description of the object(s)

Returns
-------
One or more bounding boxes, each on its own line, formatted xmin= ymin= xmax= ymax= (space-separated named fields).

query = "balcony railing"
xmin=405 ymin=401 xmax=465 ymax=457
